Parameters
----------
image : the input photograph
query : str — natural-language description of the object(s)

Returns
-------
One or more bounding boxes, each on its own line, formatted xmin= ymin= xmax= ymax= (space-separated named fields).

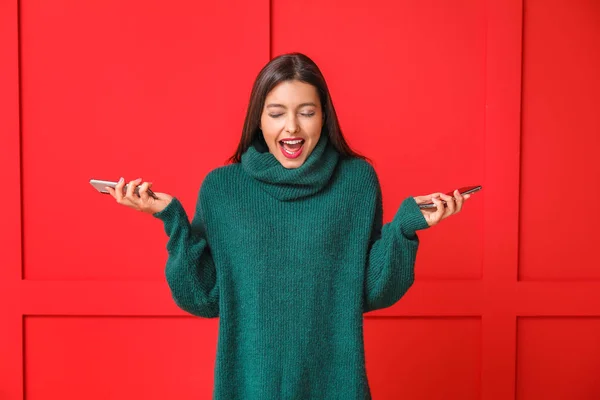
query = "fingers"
xmin=107 ymin=177 xmax=161 ymax=214
xmin=420 ymin=188 xmax=472 ymax=227
xmin=428 ymin=191 xmax=457 ymax=226
xmin=439 ymin=192 xmax=456 ymax=215
xmin=115 ymin=177 xmax=125 ymax=204
xmin=125 ymin=178 xmax=142 ymax=204
xmin=454 ymin=189 xmax=471 ymax=213
xmin=429 ymin=194 xmax=445 ymax=226
xmin=125 ymin=178 xmax=139 ymax=198
xmin=138 ymin=181 xmax=152 ymax=202
xmin=113 ymin=177 xmax=142 ymax=208
xmin=453 ymin=190 xmax=463 ymax=213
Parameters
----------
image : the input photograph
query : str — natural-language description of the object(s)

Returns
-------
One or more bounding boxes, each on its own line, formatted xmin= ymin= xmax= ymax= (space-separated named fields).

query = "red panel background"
xmin=516 ymin=317 xmax=600 ymax=399
xmin=24 ymin=317 xmax=219 ymax=399
xmin=1 ymin=0 xmax=599 ymax=399
xmin=519 ymin=0 xmax=600 ymax=281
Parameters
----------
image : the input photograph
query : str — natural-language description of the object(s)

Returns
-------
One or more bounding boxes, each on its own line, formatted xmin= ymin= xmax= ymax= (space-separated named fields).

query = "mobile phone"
xmin=89 ymin=179 xmax=159 ymax=199
xmin=418 ymin=185 xmax=482 ymax=209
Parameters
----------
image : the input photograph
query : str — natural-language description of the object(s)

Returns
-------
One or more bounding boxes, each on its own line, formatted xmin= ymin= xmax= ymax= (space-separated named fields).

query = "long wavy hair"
xmin=227 ymin=53 xmax=369 ymax=164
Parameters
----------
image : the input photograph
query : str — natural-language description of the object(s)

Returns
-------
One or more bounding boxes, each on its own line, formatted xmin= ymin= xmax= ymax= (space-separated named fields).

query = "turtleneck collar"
xmin=240 ymin=133 xmax=340 ymax=202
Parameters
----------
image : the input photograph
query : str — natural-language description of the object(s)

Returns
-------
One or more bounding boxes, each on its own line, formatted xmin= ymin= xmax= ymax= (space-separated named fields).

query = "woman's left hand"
xmin=413 ymin=190 xmax=470 ymax=227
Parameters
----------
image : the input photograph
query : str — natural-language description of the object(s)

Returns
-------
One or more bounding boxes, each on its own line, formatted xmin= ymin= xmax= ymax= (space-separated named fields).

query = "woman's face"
xmin=260 ymin=80 xmax=323 ymax=169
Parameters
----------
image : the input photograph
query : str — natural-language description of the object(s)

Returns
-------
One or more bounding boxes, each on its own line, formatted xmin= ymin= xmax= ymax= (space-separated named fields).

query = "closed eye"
xmin=268 ymin=113 xmax=315 ymax=118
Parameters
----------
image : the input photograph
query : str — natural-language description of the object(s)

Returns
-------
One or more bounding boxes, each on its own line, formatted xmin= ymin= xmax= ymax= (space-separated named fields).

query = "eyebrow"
xmin=266 ymin=102 xmax=318 ymax=109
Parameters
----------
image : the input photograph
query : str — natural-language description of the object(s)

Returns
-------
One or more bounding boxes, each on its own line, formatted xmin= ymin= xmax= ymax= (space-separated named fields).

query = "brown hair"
xmin=227 ymin=52 xmax=369 ymax=164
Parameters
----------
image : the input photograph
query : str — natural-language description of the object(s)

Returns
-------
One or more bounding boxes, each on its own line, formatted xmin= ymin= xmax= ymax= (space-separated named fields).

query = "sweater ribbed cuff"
xmin=152 ymin=197 xmax=185 ymax=225
xmin=393 ymin=196 xmax=430 ymax=238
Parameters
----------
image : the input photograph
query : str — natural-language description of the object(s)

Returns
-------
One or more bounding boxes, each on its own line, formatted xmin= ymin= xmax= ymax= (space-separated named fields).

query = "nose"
xmin=285 ymin=115 xmax=299 ymax=134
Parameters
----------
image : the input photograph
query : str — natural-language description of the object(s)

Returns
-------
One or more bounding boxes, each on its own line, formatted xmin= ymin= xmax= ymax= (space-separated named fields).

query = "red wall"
xmin=1 ymin=0 xmax=599 ymax=398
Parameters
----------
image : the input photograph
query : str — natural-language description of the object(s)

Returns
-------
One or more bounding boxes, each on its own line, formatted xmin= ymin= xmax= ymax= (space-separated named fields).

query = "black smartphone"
xmin=418 ymin=185 xmax=482 ymax=209
xmin=89 ymin=179 xmax=159 ymax=199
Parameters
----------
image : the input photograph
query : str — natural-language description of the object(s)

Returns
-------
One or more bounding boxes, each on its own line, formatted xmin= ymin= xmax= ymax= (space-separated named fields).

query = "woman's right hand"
xmin=106 ymin=177 xmax=173 ymax=215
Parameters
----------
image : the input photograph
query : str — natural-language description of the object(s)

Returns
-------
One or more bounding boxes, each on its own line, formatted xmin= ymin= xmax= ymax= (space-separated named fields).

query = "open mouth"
xmin=279 ymin=139 xmax=305 ymax=159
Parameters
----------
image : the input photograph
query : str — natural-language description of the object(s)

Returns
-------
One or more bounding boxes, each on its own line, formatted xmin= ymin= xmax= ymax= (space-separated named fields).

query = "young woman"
xmin=107 ymin=53 xmax=470 ymax=399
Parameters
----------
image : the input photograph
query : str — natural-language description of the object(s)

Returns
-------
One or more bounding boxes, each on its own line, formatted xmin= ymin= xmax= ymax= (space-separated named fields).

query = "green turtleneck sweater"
xmin=153 ymin=133 xmax=430 ymax=399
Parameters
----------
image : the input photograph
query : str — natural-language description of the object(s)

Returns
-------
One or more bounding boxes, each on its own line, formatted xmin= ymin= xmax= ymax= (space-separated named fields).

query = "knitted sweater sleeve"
xmin=363 ymin=171 xmax=429 ymax=313
xmin=153 ymin=181 xmax=219 ymax=318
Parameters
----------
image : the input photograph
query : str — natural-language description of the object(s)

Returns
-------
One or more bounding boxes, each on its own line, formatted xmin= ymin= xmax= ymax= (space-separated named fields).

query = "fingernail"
xmin=119 ymin=177 xmax=124 ymax=183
